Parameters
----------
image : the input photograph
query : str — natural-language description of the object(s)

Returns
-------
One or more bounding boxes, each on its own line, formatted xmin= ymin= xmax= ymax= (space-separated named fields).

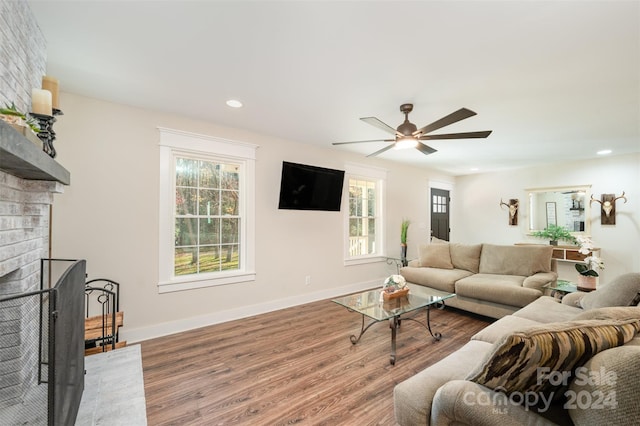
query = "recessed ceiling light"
xmin=226 ymin=99 xmax=243 ymax=108
xmin=597 ymin=149 xmax=612 ymax=155
xmin=470 ymin=167 xmax=479 ymax=171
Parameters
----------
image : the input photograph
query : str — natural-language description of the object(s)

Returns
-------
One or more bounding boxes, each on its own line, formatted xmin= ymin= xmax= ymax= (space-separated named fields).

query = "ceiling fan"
xmin=333 ymin=103 xmax=492 ymax=157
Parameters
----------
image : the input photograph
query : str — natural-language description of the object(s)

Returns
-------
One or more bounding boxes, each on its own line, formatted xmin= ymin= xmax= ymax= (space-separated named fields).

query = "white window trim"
xmin=158 ymin=127 xmax=258 ymax=293
xmin=343 ymin=163 xmax=387 ymax=266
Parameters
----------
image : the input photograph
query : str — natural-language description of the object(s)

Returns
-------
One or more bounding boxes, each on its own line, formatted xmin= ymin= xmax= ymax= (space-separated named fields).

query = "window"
xmin=158 ymin=128 xmax=257 ymax=293
xmin=348 ymin=178 xmax=377 ymax=256
xmin=174 ymin=157 xmax=240 ymax=276
xmin=344 ymin=164 xmax=386 ymax=265
xmin=432 ymin=194 xmax=447 ymax=213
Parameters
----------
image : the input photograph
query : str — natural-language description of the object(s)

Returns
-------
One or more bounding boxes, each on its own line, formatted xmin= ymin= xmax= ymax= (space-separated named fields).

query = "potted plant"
xmin=530 ymin=224 xmax=577 ymax=246
xmin=574 ymin=236 xmax=604 ymax=291
xmin=400 ymin=219 xmax=410 ymax=266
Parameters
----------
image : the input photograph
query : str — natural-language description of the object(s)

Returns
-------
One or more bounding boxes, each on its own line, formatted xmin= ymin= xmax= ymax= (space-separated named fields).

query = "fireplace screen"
xmin=0 ymin=259 xmax=86 ymax=425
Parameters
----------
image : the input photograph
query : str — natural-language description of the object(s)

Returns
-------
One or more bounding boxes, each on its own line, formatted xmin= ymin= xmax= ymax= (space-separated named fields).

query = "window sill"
xmin=158 ymin=271 xmax=256 ymax=293
xmin=343 ymin=256 xmax=386 ymax=267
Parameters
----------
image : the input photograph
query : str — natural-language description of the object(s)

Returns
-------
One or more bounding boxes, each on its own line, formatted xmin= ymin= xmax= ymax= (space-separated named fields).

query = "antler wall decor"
xmin=590 ymin=191 xmax=627 ymax=225
xmin=500 ymin=198 xmax=519 ymax=226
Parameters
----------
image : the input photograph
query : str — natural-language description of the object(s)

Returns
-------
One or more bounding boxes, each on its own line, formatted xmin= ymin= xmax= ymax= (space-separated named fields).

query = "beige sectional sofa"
xmin=394 ymin=273 xmax=640 ymax=426
xmin=400 ymin=242 xmax=558 ymax=319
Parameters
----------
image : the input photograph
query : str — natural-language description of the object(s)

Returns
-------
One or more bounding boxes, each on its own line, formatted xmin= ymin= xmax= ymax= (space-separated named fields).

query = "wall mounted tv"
xmin=278 ymin=161 xmax=345 ymax=211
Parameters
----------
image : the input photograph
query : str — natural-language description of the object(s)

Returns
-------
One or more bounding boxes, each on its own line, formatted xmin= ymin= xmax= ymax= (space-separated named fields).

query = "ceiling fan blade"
xmin=366 ymin=144 xmax=396 ymax=157
xmin=333 ymin=139 xmax=395 ymax=145
xmin=420 ymin=130 xmax=492 ymax=140
xmin=360 ymin=117 xmax=400 ymax=136
xmin=416 ymin=142 xmax=437 ymax=155
xmin=413 ymin=108 xmax=477 ymax=136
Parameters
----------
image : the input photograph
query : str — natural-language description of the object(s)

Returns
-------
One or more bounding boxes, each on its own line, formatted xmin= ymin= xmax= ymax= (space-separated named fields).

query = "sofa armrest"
xmin=561 ymin=291 xmax=587 ymax=307
xmin=431 ymin=380 xmax=557 ymax=426
xmin=523 ymin=272 xmax=558 ymax=292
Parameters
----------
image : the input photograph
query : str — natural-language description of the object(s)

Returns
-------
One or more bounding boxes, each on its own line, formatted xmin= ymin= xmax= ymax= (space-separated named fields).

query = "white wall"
xmin=51 ymin=93 xmax=453 ymax=342
xmin=451 ymin=155 xmax=640 ymax=282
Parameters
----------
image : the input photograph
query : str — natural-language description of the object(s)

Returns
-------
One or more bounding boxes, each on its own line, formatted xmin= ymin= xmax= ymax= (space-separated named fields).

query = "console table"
xmin=551 ymin=245 xmax=600 ymax=263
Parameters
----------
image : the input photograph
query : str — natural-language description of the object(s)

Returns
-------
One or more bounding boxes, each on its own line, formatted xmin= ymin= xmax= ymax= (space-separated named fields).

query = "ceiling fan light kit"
xmin=334 ymin=103 xmax=493 ymax=157
xmin=394 ymin=137 xmax=419 ymax=150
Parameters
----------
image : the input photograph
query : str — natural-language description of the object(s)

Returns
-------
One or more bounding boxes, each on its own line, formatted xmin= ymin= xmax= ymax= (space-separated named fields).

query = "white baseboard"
xmin=122 ymin=279 xmax=380 ymax=343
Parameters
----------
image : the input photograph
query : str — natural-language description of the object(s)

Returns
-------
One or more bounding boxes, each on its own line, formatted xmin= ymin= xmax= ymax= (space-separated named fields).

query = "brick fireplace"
xmin=0 ymin=168 xmax=64 ymax=407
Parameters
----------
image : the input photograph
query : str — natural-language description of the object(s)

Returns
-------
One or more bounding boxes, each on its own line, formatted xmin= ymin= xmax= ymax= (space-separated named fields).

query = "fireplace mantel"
xmin=0 ymin=120 xmax=70 ymax=185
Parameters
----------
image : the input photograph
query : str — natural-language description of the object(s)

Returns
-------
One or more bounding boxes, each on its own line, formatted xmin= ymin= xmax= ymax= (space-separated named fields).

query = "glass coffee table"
xmin=545 ymin=279 xmax=578 ymax=299
xmin=332 ymin=284 xmax=455 ymax=365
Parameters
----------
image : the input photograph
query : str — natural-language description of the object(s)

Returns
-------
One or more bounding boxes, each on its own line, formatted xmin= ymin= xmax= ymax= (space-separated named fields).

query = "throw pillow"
xmin=572 ymin=306 xmax=640 ymax=321
xmin=580 ymin=273 xmax=640 ymax=310
xmin=418 ymin=243 xmax=453 ymax=269
xmin=465 ymin=319 xmax=640 ymax=401
xmin=449 ymin=243 xmax=482 ymax=273
xmin=478 ymin=244 xmax=553 ymax=276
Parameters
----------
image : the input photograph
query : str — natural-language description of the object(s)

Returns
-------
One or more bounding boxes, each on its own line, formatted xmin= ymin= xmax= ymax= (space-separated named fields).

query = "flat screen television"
xmin=278 ymin=162 xmax=345 ymax=211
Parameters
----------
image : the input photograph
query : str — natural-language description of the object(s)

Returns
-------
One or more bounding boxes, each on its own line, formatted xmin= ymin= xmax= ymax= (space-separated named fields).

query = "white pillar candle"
xmin=42 ymin=76 xmax=60 ymax=110
xmin=32 ymin=89 xmax=53 ymax=116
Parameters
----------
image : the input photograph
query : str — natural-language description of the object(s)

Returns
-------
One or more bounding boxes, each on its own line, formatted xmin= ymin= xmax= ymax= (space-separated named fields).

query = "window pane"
xmin=175 ymin=218 xmax=197 ymax=246
xmin=221 ymin=164 xmax=239 ymax=190
xmin=176 ymin=188 xmax=197 ymax=215
xmin=176 ymin=158 xmax=198 ymax=187
xmin=349 ymin=218 xmax=361 ymax=237
xmin=221 ymin=190 xmax=239 ymax=215
xmin=199 ymin=161 xmax=219 ymax=188
xmin=199 ymin=245 xmax=220 ymax=273
xmin=174 ymin=247 xmax=197 ymax=276
xmin=349 ymin=196 xmax=358 ymax=216
xmin=367 ymin=189 xmax=375 ymax=216
xmin=349 ymin=184 xmax=362 ymax=216
xmin=221 ymin=245 xmax=239 ymax=270
xmin=199 ymin=189 xmax=219 ymax=216
xmin=199 ymin=218 xmax=220 ymax=245
xmin=221 ymin=218 xmax=239 ymax=244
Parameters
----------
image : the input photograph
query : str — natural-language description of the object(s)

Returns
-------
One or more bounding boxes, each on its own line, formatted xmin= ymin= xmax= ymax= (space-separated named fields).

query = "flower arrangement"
xmin=575 ymin=236 xmax=604 ymax=277
xmin=383 ymin=274 xmax=407 ymax=293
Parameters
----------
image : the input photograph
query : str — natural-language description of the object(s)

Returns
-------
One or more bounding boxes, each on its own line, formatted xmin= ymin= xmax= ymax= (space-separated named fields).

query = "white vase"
xmin=577 ymin=275 xmax=597 ymax=292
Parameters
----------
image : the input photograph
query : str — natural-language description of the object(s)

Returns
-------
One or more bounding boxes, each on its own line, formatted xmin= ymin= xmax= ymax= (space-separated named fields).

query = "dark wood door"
xmin=430 ymin=188 xmax=450 ymax=241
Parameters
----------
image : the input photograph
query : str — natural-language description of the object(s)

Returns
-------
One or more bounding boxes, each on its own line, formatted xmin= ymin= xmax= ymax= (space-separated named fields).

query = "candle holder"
xmin=30 ymin=109 xmax=63 ymax=158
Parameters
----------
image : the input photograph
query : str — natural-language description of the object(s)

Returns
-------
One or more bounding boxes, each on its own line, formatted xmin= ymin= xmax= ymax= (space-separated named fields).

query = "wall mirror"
xmin=527 ymin=185 xmax=591 ymax=235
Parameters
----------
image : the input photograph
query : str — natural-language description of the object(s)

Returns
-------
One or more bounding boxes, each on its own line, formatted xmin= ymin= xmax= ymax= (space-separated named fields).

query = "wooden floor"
xmin=140 ymin=297 xmax=492 ymax=425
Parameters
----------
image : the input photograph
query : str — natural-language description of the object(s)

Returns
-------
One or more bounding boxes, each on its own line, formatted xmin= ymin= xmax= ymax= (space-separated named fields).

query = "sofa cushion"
xmin=465 ymin=319 xmax=640 ymax=401
xmin=449 ymin=243 xmax=482 ymax=273
xmin=572 ymin=306 xmax=640 ymax=321
xmin=471 ymin=315 xmax=541 ymax=344
xmin=580 ymin=273 xmax=640 ymax=310
xmin=479 ymin=244 xmax=553 ymax=276
xmin=514 ymin=296 xmax=583 ymax=323
xmin=568 ymin=344 xmax=640 ymax=426
xmin=418 ymin=243 xmax=453 ymax=269
xmin=455 ymin=274 xmax=541 ymax=308
xmin=394 ymin=340 xmax=493 ymax=426
xmin=400 ymin=266 xmax=472 ymax=293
